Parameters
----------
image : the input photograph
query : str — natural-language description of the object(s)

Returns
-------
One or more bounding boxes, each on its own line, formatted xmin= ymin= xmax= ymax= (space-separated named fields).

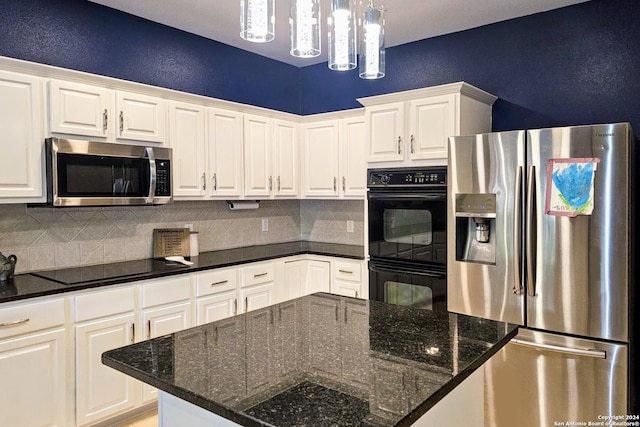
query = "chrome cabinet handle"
xmin=511 ymin=339 xmax=606 ymax=359
xmin=202 ymin=173 xmax=206 ymax=191
xmin=277 ymin=176 xmax=281 ymax=192
xmin=147 ymin=320 xmax=151 ymax=339
xmin=103 ymin=109 xmax=108 ymax=131
xmin=212 ymin=173 xmax=217 ymax=191
xmin=254 ymin=272 xmax=268 ymax=278
xmin=0 ymin=318 xmax=30 ymax=327
xmin=211 ymin=280 xmax=228 ymax=286
xmin=410 ymin=135 xmax=415 ymax=153
xmin=233 ymin=299 xmax=238 ymax=315
xmin=131 ymin=323 xmax=135 ymax=344
xmin=244 ymin=297 xmax=248 ymax=312
xmin=333 ymin=177 xmax=337 ymax=192
xmin=339 ymin=269 xmax=353 ymax=274
xmin=398 ymin=136 xmax=402 ymax=154
xmin=513 ymin=166 xmax=523 ymax=295
xmin=119 ymin=111 xmax=124 ymax=132
xmin=269 ymin=176 xmax=273 ymax=191
xmin=342 ymin=176 xmax=346 ymax=192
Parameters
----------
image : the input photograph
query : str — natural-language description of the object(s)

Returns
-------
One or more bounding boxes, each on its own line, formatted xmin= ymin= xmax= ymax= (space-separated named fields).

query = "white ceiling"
xmin=89 ymin=0 xmax=589 ymax=67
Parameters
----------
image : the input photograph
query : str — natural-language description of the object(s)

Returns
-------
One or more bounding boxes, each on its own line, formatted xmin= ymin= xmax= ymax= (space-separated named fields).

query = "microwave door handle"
xmin=145 ymin=147 xmax=156 ymax=204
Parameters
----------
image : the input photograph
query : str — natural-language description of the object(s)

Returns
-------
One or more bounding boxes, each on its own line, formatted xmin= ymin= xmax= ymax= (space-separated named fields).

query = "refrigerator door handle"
xmin=513 ymin=166 xmax=523 ymax=295
xmin=511 ymin=338 xmax=606 ymax=359
xmin=526 ymin=165 xmax=536 ymax=297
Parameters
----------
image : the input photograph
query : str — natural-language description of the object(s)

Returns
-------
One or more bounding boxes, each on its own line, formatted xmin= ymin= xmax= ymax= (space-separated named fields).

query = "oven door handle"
xmin=369 ymin=263 xmax=446 ymax=279
xmin=367 ymin=193 xmax=446 ymax=201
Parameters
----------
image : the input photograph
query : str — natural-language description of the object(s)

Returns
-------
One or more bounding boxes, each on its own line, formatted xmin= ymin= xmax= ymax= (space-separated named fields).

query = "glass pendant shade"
xmin=290 ymin=0 xmax=321 ymax=58
xmin=359 ymin=5 xmax=385 ymax=79
xmin=240 ymin=0 xmax=275 ymax=43
xmin=328 ymin=0 xmax=356 ymax=70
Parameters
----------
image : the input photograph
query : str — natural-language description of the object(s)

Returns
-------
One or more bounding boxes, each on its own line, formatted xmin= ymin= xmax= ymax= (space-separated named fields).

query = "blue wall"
xmin=1 ymin=0 xmax=639 ymax=131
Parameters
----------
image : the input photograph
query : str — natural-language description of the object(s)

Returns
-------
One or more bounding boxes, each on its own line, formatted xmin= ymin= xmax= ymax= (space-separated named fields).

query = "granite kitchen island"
xmin=103 ymin=293 xmax=517 ymax=426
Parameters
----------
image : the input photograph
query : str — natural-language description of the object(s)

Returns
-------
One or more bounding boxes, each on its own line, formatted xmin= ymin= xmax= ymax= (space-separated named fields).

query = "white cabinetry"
xmin=207 ymin=108 xmax=244 ymax=198
xmin=301 ymin=113 xmax=366 ymax=198
xmin=139 ymin=275 xmax=192 ymax=403
xmin=240 ymin=262 xmax=275 ymax=312
xmin=74 ymin=286 xmax=137 ymax=426
xmin=0 ymin=298 xmax=66 ymax=427
xmin=169 ymin=101 xmax=207 ymax=198
xmin=244 ymin=115 xmax=299 ymax=198
xmin=360 ymin=82 xmax=496 ymax=166
xmin=280 ymin=258 xmax=330 ymax=302
xmin=48 ymin=79 xmax=166 ymax=143
xmin=195 ymin=268 xmax=239 ymax=324
xmin=331 ymin=258 xmax=367 ymax=299
xmin=0 ymin=70 xmax=44 ymax=201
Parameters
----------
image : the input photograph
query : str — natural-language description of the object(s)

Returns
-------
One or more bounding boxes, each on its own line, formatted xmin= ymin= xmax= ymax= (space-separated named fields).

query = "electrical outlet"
xmin=347 ymin=220 xmax=354 ymax=233
xmin=261 ymin=218 xmax=269 ymax=232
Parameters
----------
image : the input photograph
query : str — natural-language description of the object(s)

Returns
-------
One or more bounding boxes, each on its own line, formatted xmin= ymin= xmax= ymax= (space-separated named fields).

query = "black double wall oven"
xmin=367 ymin=167 xmax=447 ymax=312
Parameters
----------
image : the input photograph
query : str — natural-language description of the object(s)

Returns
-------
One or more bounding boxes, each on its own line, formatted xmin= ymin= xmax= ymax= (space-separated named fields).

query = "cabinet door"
xmin=408 ymin=94 xmax=455 ymax=161
xmin=0 ymin=329 xmax=66 ymax=427
xmin=272 ymin=301 xmax=300 ymax=381
xmin=341 ymin=299 xmax=370 ymax=389
xmin=339 ymin=117 xmax=367 ymax=198
xmin=306 ymin=260 xmax=330 ymax=294
xmin=369 ymin=357 xmax=410 ymax=417
xmin=75 ymin=313 xmax=137 ymax=426
xmin=243 ymin=114 xmax=272 ymax=197
xmin=48 ymin=79 xmax=111 ymax=138
xmin=207 ymin=108 xmax=243 ymax=198
xmin=301 ymin=120 xmax=340 ymax=197
xmin=282 ymin=259 xmax=306 ymax=302
xmin=116 ymin=91 xmax=165 ymax=143
xmin=366 ymin=102 xmax=405 ymax=163
xmin=307 ymin=296 xmax=341 ymax=378
xmin=196 ymin=290 xmax=238 ymax=325
xmin=141 ymin=302 xmax=192 ymax=403
xmin=241 ymin=283 xmax=275 ymax=313
xmin=169 ymin=101 xmax=206 ymax=198
xmin=331 ymin=259 xmax=363 ymax=298
xmin=272 ymin=119 xmax=299 ymax=197
xmin=0 ymin=70 xmax=44 ymax=200
xmin=245 ymin=307 xmax=273 ymax=397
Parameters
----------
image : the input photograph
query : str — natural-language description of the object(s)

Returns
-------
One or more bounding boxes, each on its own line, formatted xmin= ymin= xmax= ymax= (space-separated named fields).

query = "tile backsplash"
xmin=0 ymin=199 xmax=364 ymax=274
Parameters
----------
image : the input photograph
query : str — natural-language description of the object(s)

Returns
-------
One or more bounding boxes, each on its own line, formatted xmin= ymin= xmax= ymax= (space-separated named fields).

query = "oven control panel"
xmin=368 ymin=167 xmax=447 ymax=187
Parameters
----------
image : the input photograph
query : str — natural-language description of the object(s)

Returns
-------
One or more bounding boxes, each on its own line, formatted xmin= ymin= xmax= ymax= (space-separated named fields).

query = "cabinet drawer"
xmin=241 ymin=263 xmax=275 ymax=287
xmin=0 ymin=298 xmax=65 ymax=338
xmin=196 ymin=269 xmax=237 ymax=297
xmin=334 ymin=260 xmax=362 ymax=282
xmin=141 ymin=275 xmax=192 ymax=308
xmin=75 ymin=286 xmax=135 ymax=322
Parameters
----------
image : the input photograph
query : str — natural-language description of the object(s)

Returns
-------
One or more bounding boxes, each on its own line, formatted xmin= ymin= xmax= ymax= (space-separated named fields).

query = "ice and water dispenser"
xmin=454 ymin=193 xmax=497 ymax=264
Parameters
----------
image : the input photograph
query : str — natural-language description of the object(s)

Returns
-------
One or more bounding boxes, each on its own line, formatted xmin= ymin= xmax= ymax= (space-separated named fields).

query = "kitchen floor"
xmin=114 ymin=411 xmax=158 ymax=427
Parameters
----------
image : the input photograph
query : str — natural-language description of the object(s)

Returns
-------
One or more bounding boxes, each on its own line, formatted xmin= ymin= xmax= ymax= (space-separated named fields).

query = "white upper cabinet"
xmin=301 ymin=113 xmax=366 ymax=199
xmin=208 ymin=108 xmax=244 ymax=198
xmin=169 ymin=101 xmax=206 ymax=198
xmin=49 ymin=79 xmax=111 ymax=138
xmin=115 ymin=91 xmax=165 ymax=143
xmin=48 ymin=79 xmax=166 ymax=144
xmin=243 ymin=114 xmax=272 ymax=198
xmin=0 ymin=70 xmax=44 ymax=201
xmin=301 ymin=120 xmax=340 ymax=197
xmin=272 ymin=119 xmax=299 ymax=198
xmin=360 ymin=82 xmax=496 ymax=166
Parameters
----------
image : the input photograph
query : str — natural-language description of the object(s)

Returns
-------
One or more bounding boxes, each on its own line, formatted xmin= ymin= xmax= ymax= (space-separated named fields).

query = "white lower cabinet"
xmin=240 ymin=262 xmax=275 ymax=312
xmin=74 ymin=287 xmax=137 ymax=426
xmin=0 ymin=298 xmax=66 ymax=427
xmin=331 ymin=258 xmax=367 ymax=299
xmin=195 ymin=268 xmax=239 ymax=324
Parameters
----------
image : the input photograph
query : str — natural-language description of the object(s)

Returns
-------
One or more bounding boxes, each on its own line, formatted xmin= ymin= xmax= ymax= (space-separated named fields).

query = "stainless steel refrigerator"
xmin=447 ymin=123 xmax=636 ymax=426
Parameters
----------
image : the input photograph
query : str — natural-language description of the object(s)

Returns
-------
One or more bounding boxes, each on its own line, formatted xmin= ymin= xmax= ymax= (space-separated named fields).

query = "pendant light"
xmin=240 ymin=0 xmax=275 ymax=43
xmin=290 ymin=0 xmax=321 ymax=58
xmin=328 ymin=0 xmax=356 ymax=70
xmin=359 ymin=2 xmax=385 ymax=79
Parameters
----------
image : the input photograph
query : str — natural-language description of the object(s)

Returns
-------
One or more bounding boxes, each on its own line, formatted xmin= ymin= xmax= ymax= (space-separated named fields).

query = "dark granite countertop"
xmin=0 ymin=241 xmax=364 ymax=304
xmin=103 ymin=293 xmax=518 ymax=427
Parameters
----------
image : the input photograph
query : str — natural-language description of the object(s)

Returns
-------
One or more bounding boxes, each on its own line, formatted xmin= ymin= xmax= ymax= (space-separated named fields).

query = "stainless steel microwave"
xmin=44 ymin=138 xmax=172 ymax=207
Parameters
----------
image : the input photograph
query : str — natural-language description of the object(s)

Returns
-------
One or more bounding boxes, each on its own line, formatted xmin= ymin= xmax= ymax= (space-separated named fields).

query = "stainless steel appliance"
xmin=367 ymin=167 xmax=447 ymax=311
xmin=448 ymin=123 xmax=637 ymax=424
xmin=44 ymin=137 xmax=172 ymax=207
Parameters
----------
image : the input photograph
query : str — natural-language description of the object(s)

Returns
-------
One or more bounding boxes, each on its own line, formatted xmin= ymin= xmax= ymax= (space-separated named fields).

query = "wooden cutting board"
xmin=153 ymin=228 xmax=191 ymax=258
